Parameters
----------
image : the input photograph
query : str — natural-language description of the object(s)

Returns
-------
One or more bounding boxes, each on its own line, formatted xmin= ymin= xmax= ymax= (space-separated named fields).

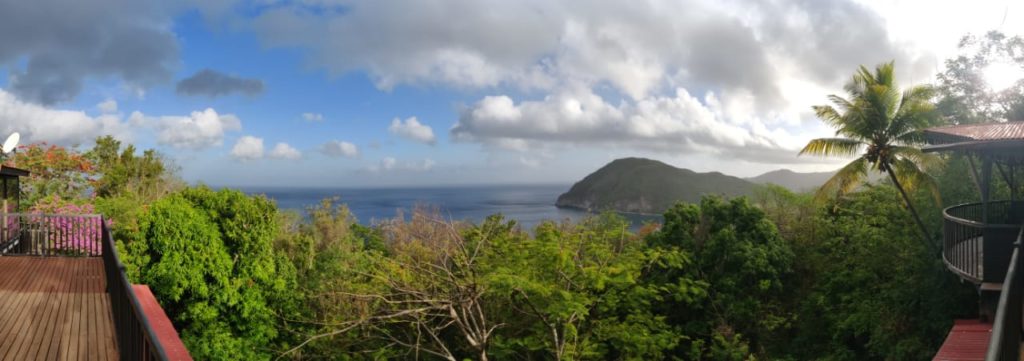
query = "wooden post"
xmin=1 ymin=177 xmax=6 ymax=244
xmin=982 ymin=158 xmax=993 ymax=224
xmin=968 ymin=155 xmax=984 ymax=199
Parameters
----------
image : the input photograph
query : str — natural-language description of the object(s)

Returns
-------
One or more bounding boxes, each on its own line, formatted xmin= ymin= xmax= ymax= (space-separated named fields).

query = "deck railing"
xmin=984 ymin=227 xmax=1024 ymax=361
xmin=0 ymin=213 xmax=170 ymax=360
xmin=101 ymin=218 xmax=170 ymax=361
xmin=942 ymin=201 xmax=1024 ymax=283
xmin=0 ymin=213 xmax=103 ymax=256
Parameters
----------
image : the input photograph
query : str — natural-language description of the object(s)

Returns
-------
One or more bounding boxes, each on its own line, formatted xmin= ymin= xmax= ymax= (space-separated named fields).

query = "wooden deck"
xmin=933 ymin=319 xmax=991 ymax=361
xmin=0 ymin=257 xmax=118 ymax=360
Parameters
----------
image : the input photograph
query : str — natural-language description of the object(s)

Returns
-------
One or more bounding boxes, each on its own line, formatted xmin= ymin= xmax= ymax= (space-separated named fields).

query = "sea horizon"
xmin=235 ymin=183 xmax=661 ymax=230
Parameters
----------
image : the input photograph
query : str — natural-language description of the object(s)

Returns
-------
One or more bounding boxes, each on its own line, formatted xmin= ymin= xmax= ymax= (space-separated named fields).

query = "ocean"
xmin=239 ymin=184 xmax=661 ymax=231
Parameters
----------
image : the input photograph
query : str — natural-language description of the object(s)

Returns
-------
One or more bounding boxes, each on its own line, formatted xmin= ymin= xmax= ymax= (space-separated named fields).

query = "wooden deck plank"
xmin=934 ymin=319 xmax=992 ymax=361
xmin=38 ymin=257 xmax=73 ymax=361
xmin=0 ymin=257 xmax=118 ymax=361
xmin=22 ymin=258 xmax=59 ymax=360
xmin=65 ymin=263 xmax=83 ymax=361
xmin=6 ymin=257 xmax=55 ymax=359
xmin=57 ymin=260 xmax=80 ymax=361
xmin=24 ymin=256 xmax=69 ymax=360
xmin=13 ymin=256 xmax=65 ymax=360
xmin=86 ymin=264 xmax=101 ymax=361
xmin=0 ymin=259 xmax=48 ymax=359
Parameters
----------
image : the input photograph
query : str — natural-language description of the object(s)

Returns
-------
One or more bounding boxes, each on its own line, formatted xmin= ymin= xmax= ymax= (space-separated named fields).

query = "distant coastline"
xmin=238 ymin=184 xmax=661 ymax=230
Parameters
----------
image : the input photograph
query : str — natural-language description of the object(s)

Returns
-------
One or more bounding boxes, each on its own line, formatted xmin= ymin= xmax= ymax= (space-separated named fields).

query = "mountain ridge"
xmin=556 ymin=158 xmax=841 ymax=214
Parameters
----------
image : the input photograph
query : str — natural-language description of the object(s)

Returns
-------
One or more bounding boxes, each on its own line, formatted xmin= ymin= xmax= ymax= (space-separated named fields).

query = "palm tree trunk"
xmin=885 ymin=169 xmax=935 ymax=253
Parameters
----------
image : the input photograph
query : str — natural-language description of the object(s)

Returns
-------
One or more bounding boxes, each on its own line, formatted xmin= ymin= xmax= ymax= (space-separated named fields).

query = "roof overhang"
xmin=0 ymin=165 xmax=29 ymax=177
xmin=924 ymin=122 xmax=1024 ymax=156
xmin=923 ymin=139 xmax=1024 ymax=153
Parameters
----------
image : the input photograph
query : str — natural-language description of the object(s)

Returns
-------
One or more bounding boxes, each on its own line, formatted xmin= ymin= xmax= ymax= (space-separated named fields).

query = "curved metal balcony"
xmin=943 ymin=201 xmax=1024 ymax=284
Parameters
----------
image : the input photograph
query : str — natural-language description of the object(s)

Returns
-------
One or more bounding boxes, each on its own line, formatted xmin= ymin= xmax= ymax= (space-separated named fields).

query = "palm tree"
xmin=800 ymin=61 xmax=940 ymax=247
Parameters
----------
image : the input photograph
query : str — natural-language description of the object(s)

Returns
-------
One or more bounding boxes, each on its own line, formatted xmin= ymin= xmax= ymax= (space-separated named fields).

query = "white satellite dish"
xmin=2 ymin=132 xmax=19 ymax=154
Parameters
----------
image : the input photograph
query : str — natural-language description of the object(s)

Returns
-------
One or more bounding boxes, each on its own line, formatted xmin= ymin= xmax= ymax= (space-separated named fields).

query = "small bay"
xmin=239 ymin=184 xmax=661 ymax=230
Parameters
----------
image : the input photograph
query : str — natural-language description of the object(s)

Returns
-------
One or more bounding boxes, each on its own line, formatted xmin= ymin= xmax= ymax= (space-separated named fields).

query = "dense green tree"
xmin=800 ymin=61 xmax=940 ymax=248
xmin=9 ymin=143 xmax=94 ymax=207
xmin=87 ymin=135 xmax=179 ymax=199
xmin=486 ymin=213 xmax=690 ymax=360
xmin=646 ymin=196 xmax=793 ymax=359
xmin=122 ymin=187 xmax=299 ymax=360
xmin=787 ymin=186 xmax=975 ymax=360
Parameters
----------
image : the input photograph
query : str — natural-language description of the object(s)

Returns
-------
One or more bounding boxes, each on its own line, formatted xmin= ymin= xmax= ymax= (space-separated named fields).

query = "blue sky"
xmin=0 ymin=0 xmax=1022 ymax=187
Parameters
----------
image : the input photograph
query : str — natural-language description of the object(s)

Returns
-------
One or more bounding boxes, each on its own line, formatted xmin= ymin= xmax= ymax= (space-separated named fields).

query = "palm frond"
xmin=890 ymin=156 xmax=941 ymax=204
xmin=799 ymin=138 xmax=864 ymax=157
xmin=815 ymin=157 xmax=869 ymax=202
xmin=891 ymin=146 xmax=942 ymax=171
xmin=888 ymin=85 xmax=937 ymax=141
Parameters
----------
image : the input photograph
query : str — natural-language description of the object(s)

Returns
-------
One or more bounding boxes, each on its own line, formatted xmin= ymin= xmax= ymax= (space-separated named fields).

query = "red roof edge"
xmin=132 ymin=284 xmax=194 ymax=361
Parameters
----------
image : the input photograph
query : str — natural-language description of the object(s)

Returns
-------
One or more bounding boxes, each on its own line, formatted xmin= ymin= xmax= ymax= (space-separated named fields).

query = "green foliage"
xmin=15 ymin=135 xmax=983 ymax=361
xmin=87 ymin=135 xmax=180 ymax=200
xmin=647 ymin=196 xmax=793 ymax=359
xmin=784 ymin=186 xmax=975 ymax=360
xmin=9 ymin=143 xmax=94 ymax=207
xmin=485 ymin=213 xmax=686 ymax=360
xmin=801 ymin=61 xmax=942 ymax=254
xmin=122 ymin=186 xmax=299 ymax=360
xmin=936 ymin=31 xmax=1024 ymax=124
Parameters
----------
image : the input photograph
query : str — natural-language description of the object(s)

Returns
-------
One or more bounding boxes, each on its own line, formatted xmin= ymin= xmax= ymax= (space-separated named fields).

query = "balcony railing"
xmin=0 ymin=213 xmax=103 ymax=256
xmin=985 ymin=227 xmax=1024 ymax=361
xmin=942 ymin=201 xmax=1024 ymax=283
xmin=101 ymin=218 xmax=170 ymax=360
xmin=0 ymin=213 xmax=169 ymax=360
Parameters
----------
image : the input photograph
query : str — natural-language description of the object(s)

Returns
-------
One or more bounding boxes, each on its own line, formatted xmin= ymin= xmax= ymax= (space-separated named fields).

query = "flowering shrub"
xmin=24 ymin=195 xmax=102 ymax=255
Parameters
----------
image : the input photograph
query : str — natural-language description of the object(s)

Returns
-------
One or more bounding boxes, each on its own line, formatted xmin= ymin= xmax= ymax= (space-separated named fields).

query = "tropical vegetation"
xmin=4 ymin=30 xmax=1024 ymax=360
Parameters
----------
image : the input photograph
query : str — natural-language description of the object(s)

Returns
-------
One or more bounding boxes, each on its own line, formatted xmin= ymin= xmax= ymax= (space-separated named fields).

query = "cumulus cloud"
xmin=0 ymin=87 xmax=260 ymax=152
xmin=176 ymin=69 xmax=265 ymax=97
xmin=452 ymin=87 xmax=821 ymax=164
xmin=320 ymin=140 xmax=359 ymax=158
xmin=302 ymin=113 xmax=324 ymax=122
xmin=0 ymin=88 xmax=131 ymax=146
xmin=368 ymin=157 xmax=435 ymax=172
xmin=148 ymin=108 xmax=243 ymax=150
xmin=268 ymin=142 xmax=302 ymax=160
xmin=0 ymin=0 xmax=178 ymax=104
xmin=249 ymin=0 xmax=931 ymax=104
xmin=388 ymin=117 xmax=436 ymax=145
xmin=243 ymin=0 xmax=950 ymax=165
xmin=230 ymin=136 xmax=264 ymax=161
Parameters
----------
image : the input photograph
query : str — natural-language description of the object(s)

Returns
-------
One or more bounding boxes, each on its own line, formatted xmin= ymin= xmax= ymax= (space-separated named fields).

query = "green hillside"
xmin=746 ymin=169 xmax=836 ymax=192
xmin=556 ymin=157 xmax=755 ymax=214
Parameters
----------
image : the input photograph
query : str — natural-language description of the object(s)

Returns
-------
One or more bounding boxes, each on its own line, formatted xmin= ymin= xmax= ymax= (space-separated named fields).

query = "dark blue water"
xmin=239 ymin=184 xmax=660 ymax=230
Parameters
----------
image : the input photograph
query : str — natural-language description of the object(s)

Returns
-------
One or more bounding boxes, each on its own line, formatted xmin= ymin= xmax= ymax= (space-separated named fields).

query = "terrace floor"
xmin=0 ymin=257 xmax=118 ymax=360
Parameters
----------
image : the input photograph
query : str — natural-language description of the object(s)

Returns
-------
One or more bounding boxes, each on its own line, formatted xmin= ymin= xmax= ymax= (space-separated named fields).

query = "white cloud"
xmin=368 ymin=156 xmax=435 ymax=172
xmin=388 ymin=116 xmax=436 ymax=145
xmin=381 ymin=156 xmax=397 ymax=170
xmin=268 ymin=142 xmax=302 ymax=159
xmin=320 ymin=140 xmax=359 ymax=158
xmin=249 ymin=0 xmax=949 ymax=103
xmin=246 ymin=0 xmax=986 ymax=166
xmin=230 ymin=135 xmax=264 ymax=161
xmin=0 ymin=88 xmax=131 ymax=146
xmin=97 ymin=99 xmax=118 ymax=114
xmin=452 ymin=87 xmax=827 ymax=164
xmin=152 ymin=108 xmax=242 ymax=150
xmin=302 ymin=112 xmax=324 ymax=122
